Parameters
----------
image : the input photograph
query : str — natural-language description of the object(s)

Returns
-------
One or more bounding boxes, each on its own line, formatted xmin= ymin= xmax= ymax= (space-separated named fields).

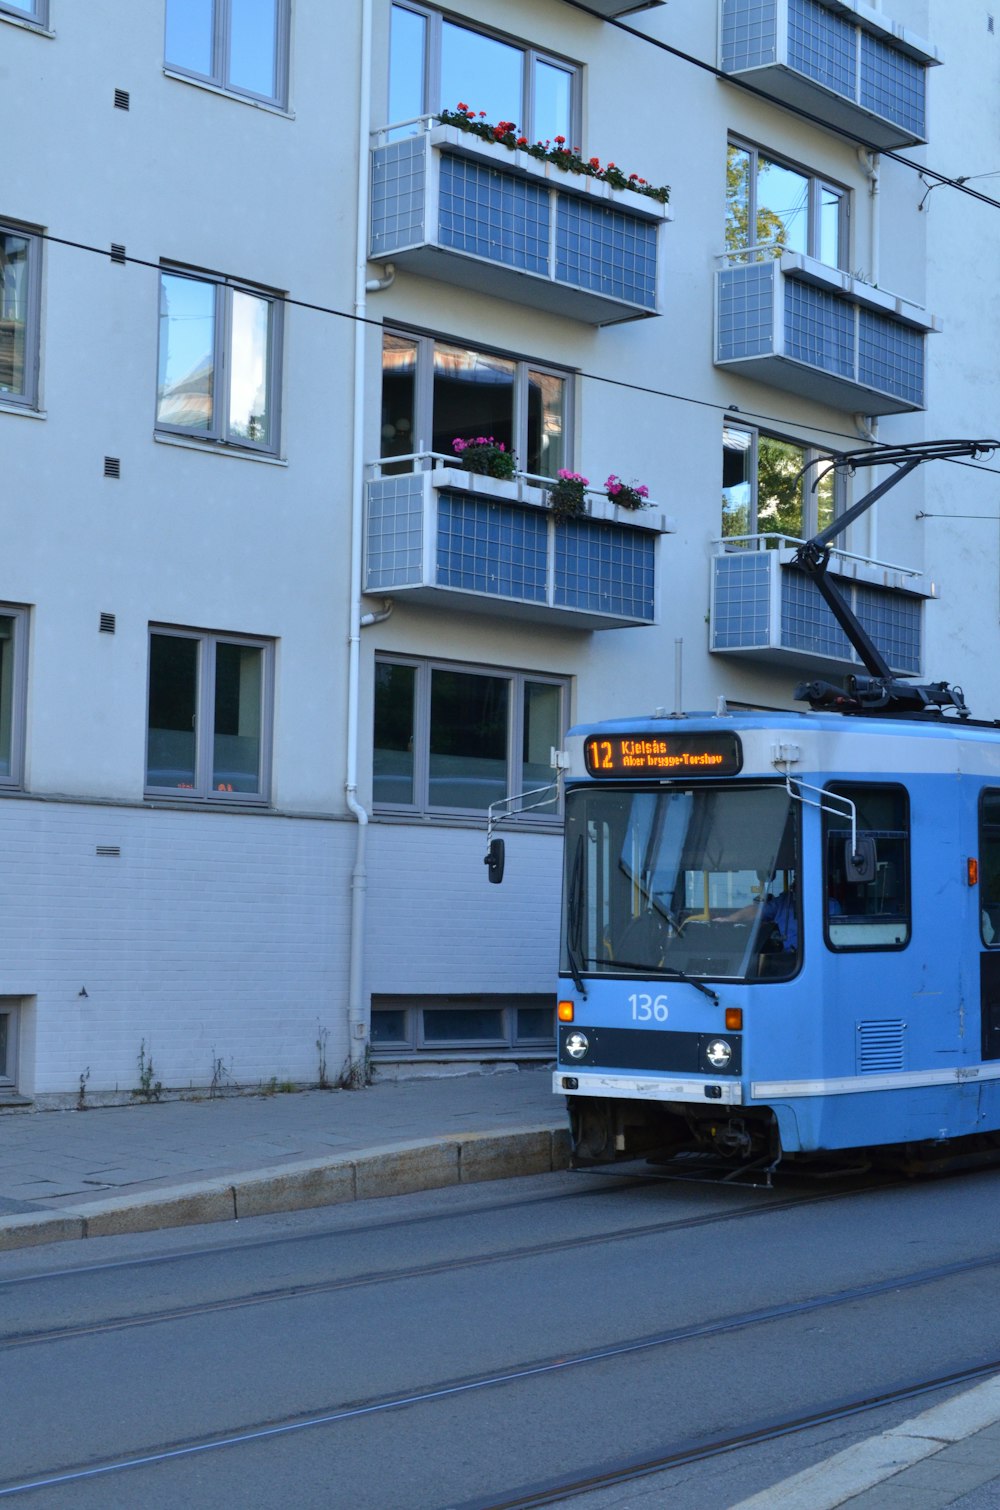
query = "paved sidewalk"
xmin=0 ymin=1066 xmax=566 ymax=1251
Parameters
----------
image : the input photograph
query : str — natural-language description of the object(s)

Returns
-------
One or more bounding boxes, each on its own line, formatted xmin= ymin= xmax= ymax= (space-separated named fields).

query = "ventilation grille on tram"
xmin=857 ymin=1019 xmax=906 ymax=1073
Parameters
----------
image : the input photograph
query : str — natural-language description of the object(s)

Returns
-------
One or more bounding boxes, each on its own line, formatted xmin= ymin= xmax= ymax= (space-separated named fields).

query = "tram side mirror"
xmin=844 ymin=836 xmax=877 ymax=884
xmin=485 ymin=838 xmax=505 ymax=885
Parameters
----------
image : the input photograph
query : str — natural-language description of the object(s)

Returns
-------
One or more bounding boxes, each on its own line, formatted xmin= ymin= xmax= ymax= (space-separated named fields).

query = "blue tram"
xmin=555 ymin=711 xmax=1000 ymax=1170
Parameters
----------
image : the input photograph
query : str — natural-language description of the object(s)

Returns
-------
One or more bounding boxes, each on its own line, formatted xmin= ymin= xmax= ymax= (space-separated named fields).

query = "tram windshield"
xmin=563 ymin=783 xmax=799 ymax=983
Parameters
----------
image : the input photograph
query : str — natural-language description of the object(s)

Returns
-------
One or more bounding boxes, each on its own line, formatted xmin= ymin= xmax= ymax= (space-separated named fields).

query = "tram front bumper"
xmin=553 ymin=1071 xmax=744 ymax=1106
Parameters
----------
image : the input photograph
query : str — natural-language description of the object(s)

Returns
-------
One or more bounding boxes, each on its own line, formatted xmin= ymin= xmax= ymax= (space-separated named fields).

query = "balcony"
xmin=364 ymin=459 xmax=674 ymax=629
xmin=710 ymin=536 xmax=933 ymax=675
xmin=719 ymin=0 xmax=940 ymax=150
xmin=715 ymin=252 xmax=937 ymax=414
xmin=574 ymin=0 xmax=665 ymax=12
xmin=369 ymin=122 xmax=670 ymax=325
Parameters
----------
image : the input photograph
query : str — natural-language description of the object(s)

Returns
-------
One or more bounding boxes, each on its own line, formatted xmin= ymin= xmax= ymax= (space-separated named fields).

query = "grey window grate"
xmin=103 ymin=456 xmax=121 ymax=478
xmin=114 ymin=89 xmax=130 ymax=111
xmin=110 ymin=244 xmax=126 ymax=264
xmin=99 ymin=613 xmax=116 ymax=634
xmin=95 ymin=845 xmax=121 ymax=857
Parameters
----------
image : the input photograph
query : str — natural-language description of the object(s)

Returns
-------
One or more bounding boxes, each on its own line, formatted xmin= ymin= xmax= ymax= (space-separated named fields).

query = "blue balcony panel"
xmin=710 ymin=546 xmax=930 ymax=674
xmin=716 ymin=254 xmax=936 ymax=414
xmin=720 ymin=0 xmax=940 ymax=150
xmin=370 ymin=126 xmax=669 ymax=325
xmin=365 ymin=468 xmax=669 ymax=629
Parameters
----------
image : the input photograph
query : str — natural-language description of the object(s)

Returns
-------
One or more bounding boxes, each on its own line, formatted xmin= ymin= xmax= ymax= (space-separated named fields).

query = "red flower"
xmin=517 ymin=136 xmax=527 ymax=146
xmin=589 ymin=157 xmax=600 ymax=168
xmin=457 ymin=102 xmax=468 ymax=112
xmin=554 ymin=135 xmax=566 ymax=145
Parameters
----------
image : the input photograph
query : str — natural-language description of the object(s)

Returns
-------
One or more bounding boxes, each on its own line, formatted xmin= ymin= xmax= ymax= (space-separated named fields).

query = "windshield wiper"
xmin=584 ymin=957 xmax=719 ymax=1005
xmin=565 ymin=837 xmax=588 ymax=999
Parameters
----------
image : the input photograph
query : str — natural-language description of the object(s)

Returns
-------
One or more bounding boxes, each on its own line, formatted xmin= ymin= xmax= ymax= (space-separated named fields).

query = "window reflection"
xmin=0 ymin=617 xmax=14 ymax=776
xmin=0 ymin=232 xmax=29 ymax=397
xmin=432 ymin=344 xmax=515 ymax=459
xmin=522 ymin=681 xmax=560 ymax=811
xmin=722 ymin=426 xmax=752 ymax=539
xmin=229 ymin=0 xmax=278 ymax=98
xmin=380 ymin=332 xmax=568 ymax=480
xmin=228 ymin=290 xmax=271 ymax=444
xmin=165 ymin=0 xmax=213 ymax=76
xmin=388 ymin=4 xmax=426 ymax=127
xmin=430 ymin=670 xmax=508 ymax=811
xmin=441 ymin=21 xmax=523 ymax=127
xmin=213 ymin=642 xmax=262 ymax=793
xmin=157 ymin=275 xmax=216 ymax=433
xmin=147 ymin=634 xmax=199 ymax=788
xmin=373 ymin=661 xmax=416 ymax=806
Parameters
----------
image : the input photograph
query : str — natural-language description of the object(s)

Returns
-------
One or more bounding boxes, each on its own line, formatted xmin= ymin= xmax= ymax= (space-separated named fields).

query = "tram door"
xmin=978 ymin=791 xmax=1000 ymax=1061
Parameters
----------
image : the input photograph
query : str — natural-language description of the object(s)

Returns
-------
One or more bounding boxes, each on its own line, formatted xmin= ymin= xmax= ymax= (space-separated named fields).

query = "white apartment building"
xmin=3 ymin=0 xmax=998 ymax=1102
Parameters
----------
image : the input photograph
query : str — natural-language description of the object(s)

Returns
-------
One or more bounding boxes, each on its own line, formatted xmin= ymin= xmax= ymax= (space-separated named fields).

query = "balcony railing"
xmin=710 ymin=534 xmax=933 ymax=674
xmin=720 ymin=0 xmax=940 ymax=150
xmin=369 ymin=120 xmax=670 ymax=325
xmin=715 ymin=250 xmax=937 ymax=414
xmin=365 ymin=456 xmax=673 ymax=629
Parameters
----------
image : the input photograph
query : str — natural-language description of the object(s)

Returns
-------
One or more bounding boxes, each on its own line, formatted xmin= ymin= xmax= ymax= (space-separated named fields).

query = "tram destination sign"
xmin=584 ymin=731 xmax=743 ymax=778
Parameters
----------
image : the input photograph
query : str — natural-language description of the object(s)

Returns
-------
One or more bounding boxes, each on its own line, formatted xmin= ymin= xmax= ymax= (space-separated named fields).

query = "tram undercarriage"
xmin=567 ymin=1095 xmax=1000 ymax=1182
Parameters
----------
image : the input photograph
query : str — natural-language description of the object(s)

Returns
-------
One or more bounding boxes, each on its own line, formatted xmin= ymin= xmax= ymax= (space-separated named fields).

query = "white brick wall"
xmin=1 ymin=800 xmax=353 ymax=1095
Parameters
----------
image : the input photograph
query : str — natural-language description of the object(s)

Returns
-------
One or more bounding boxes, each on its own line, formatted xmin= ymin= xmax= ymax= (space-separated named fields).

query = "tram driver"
xmin=719 ymin=881 xmax=798 ymax=954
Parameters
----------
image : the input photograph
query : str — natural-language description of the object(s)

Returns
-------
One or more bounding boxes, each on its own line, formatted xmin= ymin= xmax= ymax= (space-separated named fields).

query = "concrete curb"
xmin=729 ymin=1375 xmax=1000 ymax=1509
xmin=0 ymin=1123 xmax=570 ymax=1252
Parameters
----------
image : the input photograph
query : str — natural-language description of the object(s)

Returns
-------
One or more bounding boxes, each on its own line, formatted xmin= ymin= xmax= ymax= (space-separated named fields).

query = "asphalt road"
xmin=4 ymin=1165 xmax=1000 ymax=1507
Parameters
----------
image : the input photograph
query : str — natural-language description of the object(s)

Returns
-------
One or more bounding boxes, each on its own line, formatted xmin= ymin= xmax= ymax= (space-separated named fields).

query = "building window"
xmin=0 ymin=1000 xmax=18 ymax=1089
xmin=726 ymin=139 xmax=847 ymax=269
xmin=156 ymin=267 xmax=283 ymax=453
xmin=0 ymin=606 xmax=28 ymax=789
xmin=823 ymin=783 xmax=910 ymax=950
xmin=374 ymin=656 xmax=567 ymax=817
xmin=0 ymin=223 xmax=41 ymax=409
xmin=381 ymin=331 xmax=570 ymax=479
xmin=389 ymin=1 xmax=577 ymax=142
xmin=146 ymin=628 xmax=273 ymax=802
xmin=722 ymin=426 xmax=840 ymax=543
xmin=0 ymin=0 xmax=48 ymax=25
xmin=164 ymin=0 xmax=289 ymax=108
xmin=371 ymin=995 xmax=555 ymax=1054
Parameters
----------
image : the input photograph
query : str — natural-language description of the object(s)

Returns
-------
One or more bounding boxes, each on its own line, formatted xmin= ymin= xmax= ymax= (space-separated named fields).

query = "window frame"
xmin=726 ymin=136 xmax=849 ymax=270
xmin=822 ymin=781 xmax=911 ymax=953
xmin=156 ymin=264 xmax=284 ymax=455
xmin=371 ymin=994 xmax=556 ymax=1055
xmin=380 ymin=327 xmax=574 ymax=480
xmin=0 ymin=220 xmax=42 ymax=412
xmin=0 ymin=604 xmax=29 ymax=791
xmin=373 ymin=654 xmax=568 ymax=822
xmin=0 ymin=0 xmax=48 ymax=27
xmin=145 ymin=626 xmax=274 ymax=805
xmin=722 ymin=424 xmax=845 ymax=544
xmin=388 ymin=0 xmax=580 ymax=143
xmin=163 ymin=0 xmax=291 ymax=109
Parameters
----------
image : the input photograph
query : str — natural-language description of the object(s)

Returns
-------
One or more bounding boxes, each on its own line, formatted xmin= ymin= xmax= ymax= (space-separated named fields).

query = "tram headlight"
xmin=565 ymin=1031 xmax=590 ymax=1061
xmin=705 ymin=1039 xmax=733 ymax=1070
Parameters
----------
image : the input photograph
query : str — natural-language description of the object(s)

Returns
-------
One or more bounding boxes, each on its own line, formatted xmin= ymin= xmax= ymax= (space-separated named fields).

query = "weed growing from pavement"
xmin=133 ymin=1039 xmax=163 ymax=1103
xmin=77 ymin=1067 xmax=90 ymax=1111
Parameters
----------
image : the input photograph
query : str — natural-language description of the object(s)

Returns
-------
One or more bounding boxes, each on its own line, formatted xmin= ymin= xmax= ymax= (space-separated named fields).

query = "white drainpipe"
xmin=345 ymin=0 xmax=377 ymax=1079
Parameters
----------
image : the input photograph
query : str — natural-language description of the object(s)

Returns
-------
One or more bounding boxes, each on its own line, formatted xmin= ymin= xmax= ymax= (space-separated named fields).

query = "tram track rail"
xmin=0 ymin=1176 xmax=909 ymax=1351
xmin=3 ymin=1247 xmax=1000 ymax=1497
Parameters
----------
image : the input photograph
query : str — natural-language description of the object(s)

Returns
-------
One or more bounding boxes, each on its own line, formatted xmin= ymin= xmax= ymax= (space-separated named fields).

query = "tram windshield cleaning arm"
xmin=792 ymin=439 xmax=999 ymax=716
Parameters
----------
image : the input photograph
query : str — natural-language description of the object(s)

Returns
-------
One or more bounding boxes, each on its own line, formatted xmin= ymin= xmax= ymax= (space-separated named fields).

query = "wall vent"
xmin=114 ymin=89 xmax=130 ymax=111
xmin=95 ymin=846 xmax=121 ymax=857
xmin=99 ymin=613 xmax=116 ymax=634
xmin=110 ymin=244 xmax=126 ymax=265
xmin=856 ymin=1020 xmax=906 ymax=1073
xmin=103 ymin=456 xmax=121 ymax=478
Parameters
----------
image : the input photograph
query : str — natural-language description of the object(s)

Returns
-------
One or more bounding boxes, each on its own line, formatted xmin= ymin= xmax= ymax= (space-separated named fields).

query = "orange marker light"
xmin=725 ymin=1008 xmax=743 ymax=1032
xmin=557 ymin=1000 xmax=575 ymax=1023
xmin=969 ymin=858 xmax=979 ymax=886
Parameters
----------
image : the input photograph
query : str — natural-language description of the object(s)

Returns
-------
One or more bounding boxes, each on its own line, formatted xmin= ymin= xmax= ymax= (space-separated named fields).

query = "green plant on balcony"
xmin=438 ymin=105 xmax=670 ymax=205
xmin=605 ymin=474 xmax=650 ymax=510
xmin=451 ymin=435 xmax=517 ymax=479
xmin=548 ymin=469 xmax=589 ymax=523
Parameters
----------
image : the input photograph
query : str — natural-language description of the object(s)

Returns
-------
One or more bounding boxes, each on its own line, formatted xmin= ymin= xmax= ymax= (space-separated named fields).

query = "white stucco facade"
xmin=3 ymin=0 xmax=999 ymax=1099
